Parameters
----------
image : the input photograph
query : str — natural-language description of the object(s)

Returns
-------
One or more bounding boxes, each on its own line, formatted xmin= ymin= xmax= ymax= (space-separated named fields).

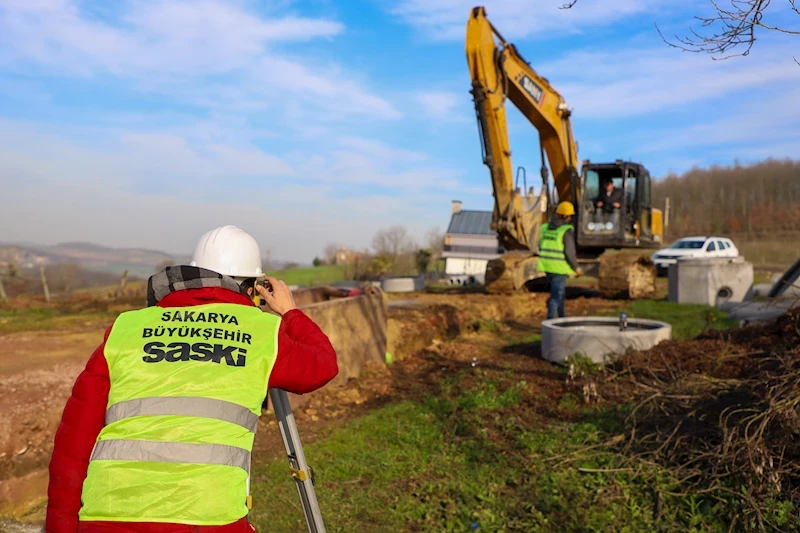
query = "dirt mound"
xmin=597 ymin=253 xmax=656 ymax=300
xmin=603 ymin=309 xmax=800 ymax=529
xmin=608 ymin=308 xmax=799 ymax=382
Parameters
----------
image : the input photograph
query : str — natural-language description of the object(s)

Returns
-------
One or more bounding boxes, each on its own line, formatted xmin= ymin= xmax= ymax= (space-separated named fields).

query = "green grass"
xmin=753 ymin=271 xmax=773 ymax=284
xmin=601 ymin=299 xmax=738 ymax=341
xmin=249 ymin=368 xmax=765 ymax=532
xmin=0 ymin=307 xmax=120 ymax=333
xmin=737 ymin=236 xmax=800 ymax=268
xmin=265 ymin=265 xmax=349 ymax=287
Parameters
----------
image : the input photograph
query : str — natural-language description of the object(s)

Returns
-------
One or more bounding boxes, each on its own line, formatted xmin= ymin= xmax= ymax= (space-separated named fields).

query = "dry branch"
xmin=598 ymin=310 xmax=800 ymax=529
xmin=565 ymin=0 xmax=799 ymax=61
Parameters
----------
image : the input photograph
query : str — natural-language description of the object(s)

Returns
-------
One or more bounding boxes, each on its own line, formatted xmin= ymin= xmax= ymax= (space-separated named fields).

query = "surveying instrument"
xmin=267 ymin=388 xmax=326 ymax=533
xmin=251 ymin=281 xmax=326 ymax=532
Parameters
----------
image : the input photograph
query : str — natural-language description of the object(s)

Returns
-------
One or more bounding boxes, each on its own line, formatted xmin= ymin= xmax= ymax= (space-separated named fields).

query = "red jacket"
xmin=46 ymin=287 xmax=339 ymax=533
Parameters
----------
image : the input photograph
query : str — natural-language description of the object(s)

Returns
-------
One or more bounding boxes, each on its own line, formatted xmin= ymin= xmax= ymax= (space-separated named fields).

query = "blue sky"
xmin=1 ymin=0 xmax=798 ymax=261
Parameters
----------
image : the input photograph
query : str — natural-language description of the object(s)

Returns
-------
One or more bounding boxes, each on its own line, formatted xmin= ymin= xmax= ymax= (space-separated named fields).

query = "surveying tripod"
xmin=268 ymin=388 xmax=327 ymax=533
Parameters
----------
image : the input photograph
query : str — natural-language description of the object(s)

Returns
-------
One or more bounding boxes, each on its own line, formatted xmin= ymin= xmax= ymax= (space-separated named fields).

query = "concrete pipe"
xmin=381 ymin=275 xmax=425 ymax=293
xmin=541 ymin=316 xmax=672 ymax=365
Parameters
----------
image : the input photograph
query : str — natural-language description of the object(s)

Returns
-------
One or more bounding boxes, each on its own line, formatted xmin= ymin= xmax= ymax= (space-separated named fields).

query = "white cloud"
xmin=414 ymin=91 xmax=463 ymax=119
xmin=0 ymin=116 xmax=467 ymax=258
xmin=0 ymin=0 xmax=399 ymax=120
xmin=392 ymin=0 xmax=675 ymax=41
xmin=337 ymin=136 xmax=428 ymax=162
xmin=635 ymin=89 xmax=800 ymax=156
xmin=0 ymin=118 xmax=293 ymax=189
xmin=540 ymin=41 xmax=800 ymax=119
xmin=256 ymin=56 xmax=402 ymax=119
xmin=0 ymin=0 xmax=343 ymax=75
xmin=289 ymin=148 xmax=466 ymax=190
xmin=0 ymin=181 xmax=455 ymax=261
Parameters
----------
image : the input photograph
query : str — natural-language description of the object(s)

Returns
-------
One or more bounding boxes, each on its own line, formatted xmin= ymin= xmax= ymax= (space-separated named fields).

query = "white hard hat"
xmin=190 ymin=225 xmax=264 ymax=278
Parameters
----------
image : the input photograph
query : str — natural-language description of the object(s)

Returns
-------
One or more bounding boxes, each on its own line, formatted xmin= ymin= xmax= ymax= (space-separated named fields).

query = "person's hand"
xmin=575 ymin=268 xmax=584 ymax=277
xmin=257 ymin=277 xmax=297 ymax=316
xmin=612 ymin=202 xmax=620 ymax=208
xmin=596 ymin=201 xmax=603 ymax=207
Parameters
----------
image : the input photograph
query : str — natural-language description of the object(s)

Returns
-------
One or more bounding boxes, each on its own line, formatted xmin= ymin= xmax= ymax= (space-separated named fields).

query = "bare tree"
xmin=51 ymin=263 xmax=81 ymax=295
xmin=371 ymin=226 xmax=416 ymax=259
xmin=370 ymin=226 xmax=420 ymax=276
xmin=323 ymin=243 xmax=341 ymax=265
xmin=562 ymin=0 xmax=800 ymax=61
xmin=658 ymin=0 xmax=800 ymax=61
xmin=426 ymin=228 xmax=445 ymax=256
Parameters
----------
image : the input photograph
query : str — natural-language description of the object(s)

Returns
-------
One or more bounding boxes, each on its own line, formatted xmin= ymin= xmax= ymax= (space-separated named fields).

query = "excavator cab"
xmin=576 ymin=160 xmax=661 ymax=249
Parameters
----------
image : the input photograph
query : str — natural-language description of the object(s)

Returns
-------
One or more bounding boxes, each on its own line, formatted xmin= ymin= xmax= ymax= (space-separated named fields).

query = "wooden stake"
xmin=0 ymin=277 xmax=7 ymax=304
xmin=116 ymin=270 xmax=129 ymax=298
xmin=40 ymin=265 xmax=51 ymax=302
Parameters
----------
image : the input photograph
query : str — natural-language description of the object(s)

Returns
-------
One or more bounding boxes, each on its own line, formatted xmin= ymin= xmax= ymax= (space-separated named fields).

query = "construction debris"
xmin=719 ymin=256 xmax=800 ymax=325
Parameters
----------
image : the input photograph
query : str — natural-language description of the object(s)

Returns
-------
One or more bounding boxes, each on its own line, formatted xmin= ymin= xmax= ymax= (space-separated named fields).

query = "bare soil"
xmin=0 ymin=289 xmax=613 ymax=523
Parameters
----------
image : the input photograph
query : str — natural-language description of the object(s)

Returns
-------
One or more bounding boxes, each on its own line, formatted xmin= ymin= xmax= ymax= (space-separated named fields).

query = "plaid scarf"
xmin=146 ymin=265 xmax=246 ymax=307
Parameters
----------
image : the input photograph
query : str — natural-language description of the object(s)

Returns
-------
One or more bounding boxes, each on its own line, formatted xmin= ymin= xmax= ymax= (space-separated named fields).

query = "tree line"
xmin=315 ymin=226 xmax=445 ymax=279
xmin=652 ymin=158 xmax=800 ymax=238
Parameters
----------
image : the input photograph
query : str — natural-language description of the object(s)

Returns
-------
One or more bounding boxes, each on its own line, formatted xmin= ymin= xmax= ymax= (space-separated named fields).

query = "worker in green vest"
xmin=537 ymin=201 xmax=583 ymax=319
xmin=46 ymin=225 xmax=339 ymax=533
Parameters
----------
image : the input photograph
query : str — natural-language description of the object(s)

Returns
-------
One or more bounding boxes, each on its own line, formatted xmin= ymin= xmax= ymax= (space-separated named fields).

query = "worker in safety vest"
xmin=46 ymin=225 xmax=339 ymax=533
xmin=537 ymin=202 xmax=584 ymax=319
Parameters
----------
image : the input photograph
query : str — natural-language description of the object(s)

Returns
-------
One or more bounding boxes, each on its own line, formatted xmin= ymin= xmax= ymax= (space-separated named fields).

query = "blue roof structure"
xmin=446 ymin=210 xmax=494 ymax=236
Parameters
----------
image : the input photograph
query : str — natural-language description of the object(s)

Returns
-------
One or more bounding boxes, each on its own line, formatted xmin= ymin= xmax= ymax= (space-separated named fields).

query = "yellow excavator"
xmin=466 ymin=6 xmax=663 ymax=294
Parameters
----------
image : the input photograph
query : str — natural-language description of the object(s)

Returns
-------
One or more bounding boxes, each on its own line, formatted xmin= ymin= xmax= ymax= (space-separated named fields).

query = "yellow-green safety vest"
xmin=80 ymin=303 xmax=280 ymax=525
xmin=536 ymin=223 xmax=575 ymax=275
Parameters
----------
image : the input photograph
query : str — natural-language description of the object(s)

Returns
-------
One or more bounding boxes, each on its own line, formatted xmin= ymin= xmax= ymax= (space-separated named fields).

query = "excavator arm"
xmin=466 ymin=6 xmax=580 ymax=252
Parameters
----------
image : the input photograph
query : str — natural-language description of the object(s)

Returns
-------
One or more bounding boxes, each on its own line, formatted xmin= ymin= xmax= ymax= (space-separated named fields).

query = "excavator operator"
xmin=594 ymin=179 xmax=623 ymax=227
xmin=537 ymin=202 xmax=583 ymax=319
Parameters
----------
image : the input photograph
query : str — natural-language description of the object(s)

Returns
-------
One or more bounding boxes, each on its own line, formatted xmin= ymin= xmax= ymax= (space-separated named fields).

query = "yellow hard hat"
xmin=556 ymin=201 xmax=575 ymax=216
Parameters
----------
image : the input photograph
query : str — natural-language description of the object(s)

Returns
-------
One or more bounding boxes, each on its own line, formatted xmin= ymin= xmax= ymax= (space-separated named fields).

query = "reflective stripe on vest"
xmin=105 ymin=396 xmax=260 ymax=432
xmin=80 ymin=303 xmax=280 ymax=526
xmin=91 ymin=439 xmax=251 ymax=473
xmin=537 ymin=223 xmax=575 ymax=275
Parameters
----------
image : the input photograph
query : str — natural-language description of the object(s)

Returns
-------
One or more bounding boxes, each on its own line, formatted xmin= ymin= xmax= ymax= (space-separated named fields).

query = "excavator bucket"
xmin=484 ymin=251 xmax=545 ymax=293
xmin=596 ymin=252 xmax=657 ymax=299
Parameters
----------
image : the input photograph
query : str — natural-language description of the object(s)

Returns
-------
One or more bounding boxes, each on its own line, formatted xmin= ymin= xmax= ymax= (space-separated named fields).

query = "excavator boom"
xmin=466 ymin=7 xmax=579 ymax=231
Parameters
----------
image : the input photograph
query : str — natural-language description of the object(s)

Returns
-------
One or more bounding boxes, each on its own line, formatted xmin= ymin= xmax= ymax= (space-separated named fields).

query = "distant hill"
xmin=2 ymin=264 xmax=136 ymax=299
xmin=0 ymin=241 xmax=294 ymax=279
xmin=0 ymin=242 xmax=183 ymax=279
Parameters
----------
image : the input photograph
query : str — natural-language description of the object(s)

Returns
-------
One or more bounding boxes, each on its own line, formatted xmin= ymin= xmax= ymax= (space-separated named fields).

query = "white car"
xmin=652 ymin=236 xmax=739 ymax=273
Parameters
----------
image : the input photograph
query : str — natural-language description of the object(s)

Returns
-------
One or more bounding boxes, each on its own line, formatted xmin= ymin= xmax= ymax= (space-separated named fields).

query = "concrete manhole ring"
xmin=541 ymin=316 xmax=672 ymax=365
